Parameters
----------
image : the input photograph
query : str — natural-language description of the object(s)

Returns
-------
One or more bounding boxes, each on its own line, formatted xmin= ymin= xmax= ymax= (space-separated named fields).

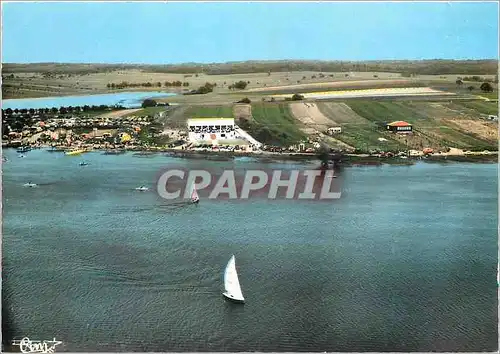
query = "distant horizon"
xmin=2 ymin=2 xmax=498 ymax=63
xmin=3 ymin=58 xmax=499 ymax=66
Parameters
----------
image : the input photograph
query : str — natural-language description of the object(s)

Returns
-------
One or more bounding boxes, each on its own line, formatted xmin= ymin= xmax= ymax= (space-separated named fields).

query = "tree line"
xmin=140 ymin=60 xmax=500 ymax=76
xmin=85 ymin=78 xmax=248 ymax=93
xmin=184 ymin=82 xmax=218 ymax=95
xmin=458 ymin=75 xmax=498 ymax=83
xmin=455 ymin=80 xmax=495 ymax=92
xmin=2 ymin=105 xmax=123 ymax=117
xmin=107 ymin=81 xmax=190 ymax=89
xmin=5 ymin=60 xmax=497 ymax=76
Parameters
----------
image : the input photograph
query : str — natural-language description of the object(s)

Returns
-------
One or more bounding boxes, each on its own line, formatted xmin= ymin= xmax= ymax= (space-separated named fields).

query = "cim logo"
xmin=155 ymin=167 xmax=342 ymax=201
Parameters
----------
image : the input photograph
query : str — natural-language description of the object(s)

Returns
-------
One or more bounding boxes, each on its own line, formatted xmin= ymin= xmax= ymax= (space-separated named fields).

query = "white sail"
xmin=191 ymin=185 xmax=199 ymax=202
xmin=223 ymin=255 xmax=244 ymax=301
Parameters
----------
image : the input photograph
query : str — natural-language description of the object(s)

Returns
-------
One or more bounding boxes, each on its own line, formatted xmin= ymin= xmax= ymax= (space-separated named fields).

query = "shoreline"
xmin=2 ymin=90 xmax=178 ymax=102
xmin=1 ymin=91 xmax=178 ymax=110
xmin=4 ymin=145 xmax=497 ymax=166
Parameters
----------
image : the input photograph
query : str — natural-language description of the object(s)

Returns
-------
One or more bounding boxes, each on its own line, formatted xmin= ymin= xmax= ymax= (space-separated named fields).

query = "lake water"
xmin=2 ymin=149 xmax=498 ymax=352
xmin=1 ymin=91 xmax=176 ymax=110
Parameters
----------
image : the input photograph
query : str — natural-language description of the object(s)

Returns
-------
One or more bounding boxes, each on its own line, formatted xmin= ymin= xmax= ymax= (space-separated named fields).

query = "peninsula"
xmin=2 ymin=60 xmax=498 ymax=163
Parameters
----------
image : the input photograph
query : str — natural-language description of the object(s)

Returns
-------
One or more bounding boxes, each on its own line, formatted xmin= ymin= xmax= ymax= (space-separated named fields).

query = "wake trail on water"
xmin=110 ymin=201 xmax=195 ymax=214
xmin=97 ymin=274 xmax=218 ymax=294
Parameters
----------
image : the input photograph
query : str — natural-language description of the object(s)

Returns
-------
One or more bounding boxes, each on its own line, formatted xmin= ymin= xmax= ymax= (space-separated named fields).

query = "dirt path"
xmin=321 ymin=135 xmax=356 ymax=151
xmin=406 ymin=101 xmax=498 ymax=143
xmin=289 ymin=102 xmax=336 ymax=132
xmin=388 ymin=130 xmax=446 ymax=150
xmin=405 ymin=102 xmax=467 ymax=120
xmin=246 ymin=79 xmax=413 ymax=93
xmin=287 ymin=102 xmax=355 ymax=150
xmin=162 ymin=105 xmax=190 ymax=130
xmin=100 ymin=109 xmax=142 ymax=118
xmin=443 ymin=119 xmax=498 ymax=142
xmin=317 ymin=102 xmax=370 ymax=125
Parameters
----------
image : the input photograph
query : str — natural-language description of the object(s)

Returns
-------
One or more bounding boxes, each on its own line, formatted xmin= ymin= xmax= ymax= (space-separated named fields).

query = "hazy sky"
xmin=2 ymin=1 xmax=498 ymax=63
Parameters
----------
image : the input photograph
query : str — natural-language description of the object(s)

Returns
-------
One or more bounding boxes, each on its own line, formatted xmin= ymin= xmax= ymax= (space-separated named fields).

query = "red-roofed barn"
xmin=386 ymin=121 xmax=412 ymax=134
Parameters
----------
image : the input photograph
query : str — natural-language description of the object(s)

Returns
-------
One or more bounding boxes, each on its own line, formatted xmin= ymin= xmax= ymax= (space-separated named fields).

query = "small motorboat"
xmin=17 ymin=146 xmax=30 ymax=153
xmin=18 ymin=154 xmax=26 ymax=158
xmin=23 ymin=182 xmax=37 ymax=188
xmin=79 ymin=161 xmax=89 ymax=166
xmin=135 ymin=186 xmax=149 ymax=191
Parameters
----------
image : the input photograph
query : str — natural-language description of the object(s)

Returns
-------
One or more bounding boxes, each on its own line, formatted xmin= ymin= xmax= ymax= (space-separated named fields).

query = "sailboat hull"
xmin=222 ymin=292 xmax=245 ymax=304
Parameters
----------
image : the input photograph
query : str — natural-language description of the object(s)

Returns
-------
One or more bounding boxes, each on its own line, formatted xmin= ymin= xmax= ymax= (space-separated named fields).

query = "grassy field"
xmin=240 ymin=103 xmax=307 ymax=145
xmin=184 ymin=105 xmax=234 ymax=118
xmin=473 ymin=92 xmax=499 ymax=100
xmin=434 ymin=126 xmax=495 ymax=150
xmin=345 ymin=101 xmax=437 ymax=126
xmin=342 ymin=100 xmax=497 ymax=150
xmin=4 ymin=60 xmax=497 ymax=75
xmin=336 ymin=124 xmax=406 ymax=151
xmin=157 ymin=99 xmax=498 ymax=151
xmin=453 ymin=100 xmax=499 ymax=116
xmin=3 ymin=60 xmax=497 ymax=100
xmin=123 ymin=106 xmax=167 ymax=117
xmin=248 ymin=80 xmax=426 ymax=95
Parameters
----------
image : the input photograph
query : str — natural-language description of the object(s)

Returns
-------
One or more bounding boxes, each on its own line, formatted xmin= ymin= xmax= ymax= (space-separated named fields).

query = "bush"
xmin=183 ymin=82 xmax=217 ymax=95
xmin=291 ymin=93 xmax=304 ymax=101
xmin=480 ymin=82 xmax=494 ymax=92
xmin=142 ymin=99 xmax=158 ymax=108
xmin=232 ymin=81 xmax=248 ymax=90
xmin=237 ymin=97 xmax=251 ymax=104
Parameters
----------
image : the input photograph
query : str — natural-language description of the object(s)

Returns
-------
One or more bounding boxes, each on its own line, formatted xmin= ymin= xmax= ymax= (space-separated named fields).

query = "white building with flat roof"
xmin=187 ymin=118 xmax=236 ymax=142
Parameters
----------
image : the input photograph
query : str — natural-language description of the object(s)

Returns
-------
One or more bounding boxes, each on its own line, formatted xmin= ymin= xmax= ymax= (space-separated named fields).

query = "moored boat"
xmin=17 ymin=146 xmax=31 ymax=153
xmin=65 ymin=149 xmax=85 ymax=156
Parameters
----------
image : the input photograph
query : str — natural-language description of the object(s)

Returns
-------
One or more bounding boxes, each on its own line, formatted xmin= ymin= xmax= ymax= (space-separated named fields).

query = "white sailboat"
xmin=191 ymin=184 xmax=200 ymax=204
xmin=222 ymin=255 xmax=245 ymax=303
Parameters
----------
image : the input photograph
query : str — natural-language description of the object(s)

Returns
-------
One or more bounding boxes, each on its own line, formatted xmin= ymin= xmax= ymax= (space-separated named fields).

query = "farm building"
xmin=326 ymin=127 xmax=342 ymax=135
xmin=386 ymin=121 xmax=412 ymax=134
xmin=187 ymin=118 xmax=236 ymax=142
